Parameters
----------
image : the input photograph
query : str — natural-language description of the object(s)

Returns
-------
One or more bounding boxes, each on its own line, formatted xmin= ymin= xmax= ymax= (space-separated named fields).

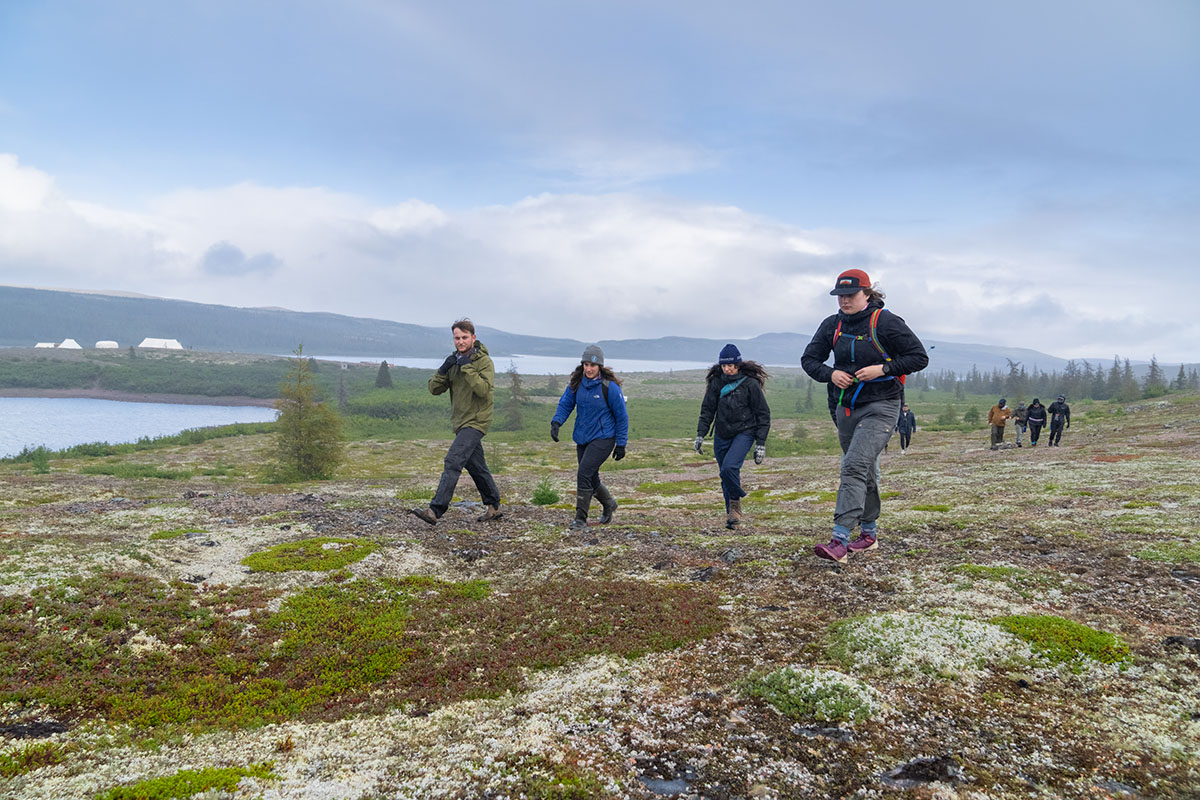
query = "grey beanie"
xmin=581 ymin=344 xmax=604 ymax=366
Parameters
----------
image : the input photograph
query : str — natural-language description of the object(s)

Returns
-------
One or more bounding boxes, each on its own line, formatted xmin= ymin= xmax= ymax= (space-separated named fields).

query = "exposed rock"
xmin=880 ymin=754 xmax=965 ymax=788
xmin=719 ymin=548 xmax=744 ymax=563
xmin=0 ymin=720 xmax=68 ymax=739
xmin=1164 ymin=636 xmax=1200 ymax=655
xmin=690 ymin=566 xmax=718 ymax=582
xmin=636 ymin=755 xmax=698 ymax=796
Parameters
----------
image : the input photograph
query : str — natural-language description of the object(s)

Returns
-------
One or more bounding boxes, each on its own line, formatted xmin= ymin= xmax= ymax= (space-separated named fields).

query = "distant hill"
xmin=0 ymin=285 xmax=1159 ymax=375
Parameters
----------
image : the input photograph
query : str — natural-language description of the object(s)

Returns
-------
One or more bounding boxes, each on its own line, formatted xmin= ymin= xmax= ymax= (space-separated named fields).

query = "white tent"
xmin=137 ymin=338 xmax=183 ymax=349
xmin=95 ymin=340 xmax=119 ymax=348
xmin=58 ymin=338 xmax=82 ymax=349
xmin=34 ymin=342 xmax=56 ymax=348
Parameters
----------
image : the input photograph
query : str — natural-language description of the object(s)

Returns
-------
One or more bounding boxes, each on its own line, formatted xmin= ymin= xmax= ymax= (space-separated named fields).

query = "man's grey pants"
xmin=430 ymin=427 xmax=500 ymax=516
xmin=834 ymin=396 xmax=901 ymax=539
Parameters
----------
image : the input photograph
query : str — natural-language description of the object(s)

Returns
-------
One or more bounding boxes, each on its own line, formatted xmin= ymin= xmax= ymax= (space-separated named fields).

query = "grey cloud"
xmin=201 ymin=241 xmax=282 ymax=276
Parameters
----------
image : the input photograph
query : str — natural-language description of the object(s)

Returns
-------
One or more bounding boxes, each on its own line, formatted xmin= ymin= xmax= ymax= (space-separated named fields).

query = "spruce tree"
xmin=273 ymin=346 xmax=344 ymax=480
xmin=375 ymin=360 xmax=393 ymax=389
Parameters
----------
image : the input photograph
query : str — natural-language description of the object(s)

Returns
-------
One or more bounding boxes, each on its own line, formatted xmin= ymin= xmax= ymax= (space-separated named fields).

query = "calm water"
xmin=309 ymin=353 xmax=713 ymax=374
xmin=0 ymin=398 xmax=278 ymax=458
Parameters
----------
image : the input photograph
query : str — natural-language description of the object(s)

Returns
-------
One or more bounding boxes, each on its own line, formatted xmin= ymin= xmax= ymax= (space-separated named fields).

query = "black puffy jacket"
xmin=802 ymin=300 xmax=928 ymax=410
xmin=697 ymin=372 xmax=771 ymax=446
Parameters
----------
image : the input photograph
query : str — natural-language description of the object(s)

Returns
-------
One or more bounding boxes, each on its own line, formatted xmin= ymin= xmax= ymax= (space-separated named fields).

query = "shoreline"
xmin=0 ymin=387 xmax=277 ymax=408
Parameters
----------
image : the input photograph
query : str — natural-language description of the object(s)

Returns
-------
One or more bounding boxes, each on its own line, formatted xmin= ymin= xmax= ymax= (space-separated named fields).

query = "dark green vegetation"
xmin=0 ymin=572 xmax=721 ymax=731
xmin=0 ymin=742 xmax=67 ymax=778
xmin=95 ymin=763 xmax=275 ymax=800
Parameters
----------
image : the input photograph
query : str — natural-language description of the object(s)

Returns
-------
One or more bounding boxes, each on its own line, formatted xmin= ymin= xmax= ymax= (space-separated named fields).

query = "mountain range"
xmin=0 ymin=285 xmax=1152 ymax=375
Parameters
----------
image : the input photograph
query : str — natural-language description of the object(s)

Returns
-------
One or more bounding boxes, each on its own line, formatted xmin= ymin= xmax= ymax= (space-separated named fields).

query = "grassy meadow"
xmin=1 ymin=356 xmax=1198 ymax=799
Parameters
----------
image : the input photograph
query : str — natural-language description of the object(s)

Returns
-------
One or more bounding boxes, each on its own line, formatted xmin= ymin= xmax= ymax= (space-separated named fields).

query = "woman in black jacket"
xmin=695 ymin=344 xmax=771 ymax=529
xmin=802 ymin=269 xmax=928 ymax=562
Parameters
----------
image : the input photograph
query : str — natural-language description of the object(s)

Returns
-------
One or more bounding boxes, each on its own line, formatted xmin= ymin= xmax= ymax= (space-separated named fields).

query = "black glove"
xmin=613 ymin=445 xmax=626 ymax=461
xmin=455 ymin=349 xmax=473 ymax=366
xmin=438 ymin=353 xmax=457 ymax=375
xmin=550 ymin=421 xmax=560 ymax=442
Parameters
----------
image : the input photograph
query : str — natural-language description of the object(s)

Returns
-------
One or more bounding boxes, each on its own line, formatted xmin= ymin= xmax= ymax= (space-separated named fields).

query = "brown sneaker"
xmin=408 ymin=507 xmax=438 ymax=525
xmin=475 ymin=504 xmax=503 ymax=522
xmin=814 ymin=539 xmax=849 ymax=563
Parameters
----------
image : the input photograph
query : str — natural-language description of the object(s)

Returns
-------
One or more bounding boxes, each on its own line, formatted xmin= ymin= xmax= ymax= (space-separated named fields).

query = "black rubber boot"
xmin=594 ymin=484 xmax=617 ymax=524
xmin=568 ymin=492 xmax=592 ymax=530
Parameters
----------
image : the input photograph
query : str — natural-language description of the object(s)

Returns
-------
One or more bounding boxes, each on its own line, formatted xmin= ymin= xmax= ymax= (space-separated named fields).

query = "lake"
xmin=0 ymin=397 xmax=278 ymax=458
xmin=308 ymin=353 xmax=714 ymax=374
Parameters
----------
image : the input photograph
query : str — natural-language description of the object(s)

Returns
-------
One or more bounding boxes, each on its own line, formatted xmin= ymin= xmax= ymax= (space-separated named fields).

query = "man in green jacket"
xmin=409 ymin=319 xmax=503 ymax=524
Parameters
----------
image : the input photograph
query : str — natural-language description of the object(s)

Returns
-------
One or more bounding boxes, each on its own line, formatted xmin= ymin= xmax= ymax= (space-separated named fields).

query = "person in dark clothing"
xmin=896 ymin=404 xmax=916 ymax=453
xmin=1048 ymin=395 xmax=1071 ymax=447
xmin=695 ymin=344 xmax=772 ymax=529
xmin=1026 ymin=398 xmax=1047 ymax=446
xmin=802 ymin=269 xmax=928 ymax=563
xmin=1013 ymin=402 xmax=1028 ymax=447
xmin=551 ymin=345 xmax=629 ymax=530
xmin=410 ymin=318 xmax=502 ymax=525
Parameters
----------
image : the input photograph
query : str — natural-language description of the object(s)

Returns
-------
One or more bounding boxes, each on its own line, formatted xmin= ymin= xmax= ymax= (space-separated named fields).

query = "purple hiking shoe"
xmin=814 ymin=539 xmax=849 ymax=563
xmin=848 ymin=532 xmax=877 ymax=553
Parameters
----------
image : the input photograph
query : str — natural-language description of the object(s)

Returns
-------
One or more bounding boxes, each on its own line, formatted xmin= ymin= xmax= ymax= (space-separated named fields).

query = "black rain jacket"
xmin=802 ymin=299 xmax=928 ymax=412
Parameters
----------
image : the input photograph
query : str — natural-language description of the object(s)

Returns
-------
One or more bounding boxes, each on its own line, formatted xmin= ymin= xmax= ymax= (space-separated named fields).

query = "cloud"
xmin=1 ymin=154 xmax=1197 ymax=363
xmin=200 ymin=241 xmax=281 ymax=276
xmin=0 ymin=154 xmax=54 ymax=212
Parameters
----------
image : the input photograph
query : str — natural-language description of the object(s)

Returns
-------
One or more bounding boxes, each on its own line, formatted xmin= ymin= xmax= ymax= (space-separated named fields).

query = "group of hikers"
xmin=987 ymin=395 xmax=1071 ymax=450
xmin=408 ymin=269 xmax=934 ymax=564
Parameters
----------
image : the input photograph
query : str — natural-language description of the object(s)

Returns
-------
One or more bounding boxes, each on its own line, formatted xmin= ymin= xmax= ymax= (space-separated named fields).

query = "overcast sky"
xmin=2 ymin=1 xmax=1197 ymax=363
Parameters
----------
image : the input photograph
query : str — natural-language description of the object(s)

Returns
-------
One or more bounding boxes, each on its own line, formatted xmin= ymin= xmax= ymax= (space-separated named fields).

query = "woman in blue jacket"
xmin=695 ymin=344 xmax=771 ymax=529
xmin=551 ymin=345 xmax=629 ymax=530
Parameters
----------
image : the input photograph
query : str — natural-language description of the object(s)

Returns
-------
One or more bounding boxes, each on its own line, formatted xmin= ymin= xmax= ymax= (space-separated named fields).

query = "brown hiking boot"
xmin=408 ymin=507 xmax=438 ymax=526
xmin=475 ymin=504 xmax=503 ymax=522
xmin=726 ymin=498 xmax=742 ymax=529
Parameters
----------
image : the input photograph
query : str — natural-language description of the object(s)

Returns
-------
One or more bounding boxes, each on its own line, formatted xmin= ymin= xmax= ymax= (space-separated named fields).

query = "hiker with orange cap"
xmin=801 ymin=269 xmax=928 ymax=563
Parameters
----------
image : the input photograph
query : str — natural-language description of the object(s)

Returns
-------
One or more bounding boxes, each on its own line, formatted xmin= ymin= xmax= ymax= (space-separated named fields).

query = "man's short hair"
xmin=451 ymin=318 xmax=475 ymax=335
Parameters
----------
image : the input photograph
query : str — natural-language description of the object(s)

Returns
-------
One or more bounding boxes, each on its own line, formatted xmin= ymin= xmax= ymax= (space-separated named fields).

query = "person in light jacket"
xmin=694 ymin=344 xmax=771 ymax=529
xmin=551 ymin=345 xmax=629 ymax=530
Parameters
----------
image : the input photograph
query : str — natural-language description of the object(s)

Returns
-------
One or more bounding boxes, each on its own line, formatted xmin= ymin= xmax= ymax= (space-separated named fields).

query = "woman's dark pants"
xmin=713 ymin=432 xmax=754 ymax=511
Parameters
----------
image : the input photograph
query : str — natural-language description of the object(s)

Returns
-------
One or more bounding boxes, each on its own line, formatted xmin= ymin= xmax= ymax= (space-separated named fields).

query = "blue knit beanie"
xmin=719 ymin=344 xmax=742 ymax=364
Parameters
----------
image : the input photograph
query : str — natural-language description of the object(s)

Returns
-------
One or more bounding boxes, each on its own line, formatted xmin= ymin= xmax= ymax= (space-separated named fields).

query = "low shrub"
xmin=741 ymin=666 xmax=882 ymax=723
xmin=96 ymin=762 xmax=275 ymax=799
xmin=531 ymin=476 xmax=561 ymax=506
xmin=242 ymin=537 xmax=378 ymax=572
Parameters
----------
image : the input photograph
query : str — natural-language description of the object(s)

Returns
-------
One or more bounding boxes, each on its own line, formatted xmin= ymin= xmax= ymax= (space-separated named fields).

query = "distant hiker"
xmin=1048 ymin=395 xmax=1071 ymax=447
xmin=896 ymin=403 xmax=916 ymax=454
xmin=409 ymin=319 xmax=502 ymax=525
xmin=1013 ymin=402 xmax=1028 ymax=448
xmin=988 ymin=398 xmax=1011 ymax=450
xmin=802 ymin=269 xmax=928 ymax=563
xmin=551 ymin=345 xmax=629 ymax=530
xmin=1026 ymin=398 xmax=1047 ymax=446
xmin=695 ymin=344 xmax=771 ymax=529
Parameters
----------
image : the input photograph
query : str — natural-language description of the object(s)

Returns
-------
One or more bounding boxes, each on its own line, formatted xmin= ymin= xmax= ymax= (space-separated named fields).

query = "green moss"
xmin=95 ymin=762 xmax=275 ymax=799
xmin=953 ymin=563 xmax=1027 ymax=580
xmin=241 ymin=537 xmax=378 ymax=572
xmin=990 ymin=614 xmax=1130 ymax=668
xmin=0 ymin=740 xmax=67 ymax=777
xmin=1133 ymin=542 xmax=1200 ymax=563
xmin=635 ymin=479 xmax=710 ymax=494
xmin=741 ymin=666 xmax=880 ymax=722
xmin=79 ymin=463 xmax=193 ymax=480
xmin=150 ymin=527 xmax=205 ymax=540
xmin=515 ymin=756 xmax=608 ymax=799
xmin=911 ymin=504 xmax=951 ymax=512
xmin=1122 ymin=500 xmax=1161 ymax=509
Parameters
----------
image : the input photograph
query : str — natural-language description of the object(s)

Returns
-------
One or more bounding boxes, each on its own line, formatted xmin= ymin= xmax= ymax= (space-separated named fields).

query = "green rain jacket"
xmin=429 ymin=341 xmax=494 ymax=434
